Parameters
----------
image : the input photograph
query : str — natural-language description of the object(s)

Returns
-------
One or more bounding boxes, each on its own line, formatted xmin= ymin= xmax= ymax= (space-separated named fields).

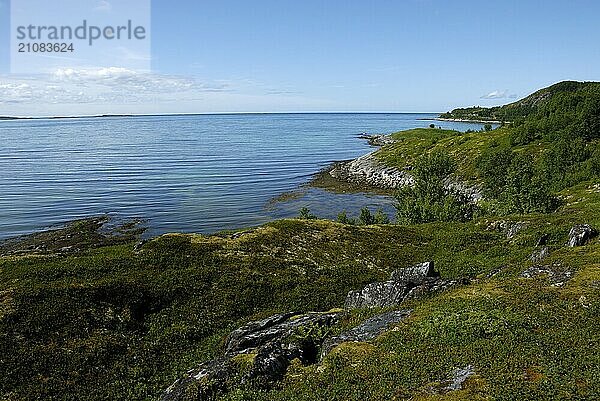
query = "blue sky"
xmin=1 ymin=0 xmax=600 ymax=116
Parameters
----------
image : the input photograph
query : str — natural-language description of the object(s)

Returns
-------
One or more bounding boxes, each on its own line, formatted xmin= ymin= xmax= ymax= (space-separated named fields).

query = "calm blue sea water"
xmin=0 ymin=113 xmax=486 ymax=239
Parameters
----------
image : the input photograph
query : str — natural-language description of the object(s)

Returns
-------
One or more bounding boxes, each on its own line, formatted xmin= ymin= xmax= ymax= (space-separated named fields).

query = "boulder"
xmin=161 ymin=357 xmax=235 ymax=401
xmin=530 ymin=246 xmax=550 ymax=263
xmin=486 ymin=220 xmax=527 ymax=239
xmin=404 ymin=278 xmax=467 ymax=300
xmin=568 ymin=224 xmax=596 ymax=247
xmin=320 ymin=310 xmax=411 ymax=359
xmin=345 ymin=262 xmax=466 ymax=309
xmin=161 ymin=311 xmax=341 ymax=401
xmin=444 ymin=365 xmax=475 ymax=391
xmin=390 ymin=261 xmax=438 ymax=282
xmin=536 ymin=234 xmax=549 ymax=247
xmin=520 ymin=265 xmax=573 ymax=287
xmin=345 ymin=281 xmax=413 ymax=309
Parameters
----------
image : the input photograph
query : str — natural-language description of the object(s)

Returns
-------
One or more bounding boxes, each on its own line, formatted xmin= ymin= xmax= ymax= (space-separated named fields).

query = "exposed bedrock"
xmin=160 ymin=261 xmax=468 ymax=401
xmin=328 ymin=151 xmax=482 ymax=202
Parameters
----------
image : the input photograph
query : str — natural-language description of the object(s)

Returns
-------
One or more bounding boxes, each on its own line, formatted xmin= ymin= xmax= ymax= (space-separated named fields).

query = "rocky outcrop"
xmin=390 ymin=261 xmax=438 ymax=281
xmin=162 ymin=262 xmax=467 ymax=401
xmin=567 ymin=224 xmax=596 ymax=247
xmin=328 ymin=151 xmax=482 ymax=201
xmin=345 ymin=262 xmax=467 ymax=309
xmin=160 ymin=311 xmax=340 ymax=401
xmin=520 ymin=265 xmax=573 ymax=287
xmin=224 ymin=312 xmax=339 ymax=357
xmin=486 ymin=220 xmax=528 ymax=239
xmin=329 ymin=152 xmax=413 ymax=189
xmin=530 ymin=246 xmax=550 ymax=263
xmin=444 ymin=365 xmax=476 ymax=391
xmin=320 ymin=310 xmax=411 ymax=359
xmin=357 ymin=133 xmax=396 ymax=146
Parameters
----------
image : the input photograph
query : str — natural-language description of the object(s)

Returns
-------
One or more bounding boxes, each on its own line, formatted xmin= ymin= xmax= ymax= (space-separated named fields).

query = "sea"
xmin=0 ymin=113 xmax=487 ymax=239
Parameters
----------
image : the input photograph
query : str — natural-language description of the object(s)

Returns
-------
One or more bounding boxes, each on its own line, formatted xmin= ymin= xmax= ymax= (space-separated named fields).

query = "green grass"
xmin=377 ymin=127 xmax=511 ymax=180
xmin=1 ymin=183 xmax=599 ymax=400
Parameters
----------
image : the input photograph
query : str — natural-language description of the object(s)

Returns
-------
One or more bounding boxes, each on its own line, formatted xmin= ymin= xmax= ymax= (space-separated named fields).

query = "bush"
xmin=478 ymin=147 xmax=559 ymax=214
xmin=337 ymin=211 xmax=356 ymax=225
xmin=477 ymin=146 xmax=514 ymax=198
xmin=509 ymin=122 xmax=540 ymax=145
xmin=539 ymin=137 xmax=590 ymax=190
xmin=358 ymin=207 xmax=375 ymax=225
xmin=374 ymin=209 xmax=390 ymax=224
xmin=299 ymin=207 xmax=317 ymax=220
xmin=395 ymin=151 xmax=476 ymax=224
xmin=498 ymin=155 xmax=557 ymax=214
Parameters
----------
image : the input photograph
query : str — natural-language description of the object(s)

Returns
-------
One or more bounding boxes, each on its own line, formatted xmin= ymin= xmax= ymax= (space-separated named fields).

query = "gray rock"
xmin=390 ymin=261 xmax=438 ymax=282
xmin=345 ymin=262 xmax=467 ymax=309
xmin=329 ymin=152 xmax=413 ymax=189
xmin=358 ymin=133 xmax=396 ymax=146
xmin=321 ymin=310 xmax=411 ymax=359
xmin=225 ymin=311 xmax=339 ymax=356
xmin=530 ymin=246 xmax=550 ymax=263
xmin=444 ymin=365 xmax=475 ymax=391
xmin=487 ymin=220 xmax=527 ymax=239
xmin=161 ymin=311 xmax=341 ymax=401
xmin=520 ymin=265 xmax=573 ymax=287
xmin=345 ymin=281 xmax=413 ymax=309
xmin=243 ymin=342 xmax=300 ymax=387
xmin=161 ymin=357 xmax=234 ymax=401
xmin=404 ymin=278 xmax=466 ymax=300
xmin=568 ymin=224 xmax=596 ymax=247
xmin=536 ymin=234 xmax=549 ymax=247
xmin=328 ymin=152 xmax=482 ymax=202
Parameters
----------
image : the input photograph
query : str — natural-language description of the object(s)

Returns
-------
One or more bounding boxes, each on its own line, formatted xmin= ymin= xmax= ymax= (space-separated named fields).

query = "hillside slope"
xmin=1 ymin=81 xmax=599 ymax=401
xmin=440 ymin=81 xmax=600 ymax=124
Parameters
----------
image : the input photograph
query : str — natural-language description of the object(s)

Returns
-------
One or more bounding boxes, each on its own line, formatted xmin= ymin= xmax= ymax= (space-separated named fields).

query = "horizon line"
xmin=0 ymin=111 xmax=444 ymax=120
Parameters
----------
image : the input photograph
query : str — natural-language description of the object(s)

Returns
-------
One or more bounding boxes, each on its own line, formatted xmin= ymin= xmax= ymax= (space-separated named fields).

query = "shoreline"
xmin=307 ymin=133 xmax=411 ymax=193
xmin=419 ymin=117 xmax=504 ymax=124
xmin=310 ymin=152 xmax=412 ymax=192
xmin=308 ymin=132 xmax=482 ymax=202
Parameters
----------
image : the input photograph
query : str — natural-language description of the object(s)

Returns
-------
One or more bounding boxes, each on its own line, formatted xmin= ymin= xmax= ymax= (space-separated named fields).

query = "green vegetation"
xmin=395 ymin=151 xmax=475 ymax=224
xmin=298 ymin=207 xmax=317 ymax=220
xmin=3 ymin=182 xmax=598 ymax=400
xmin=1 ymin=81 xmax=599 ymax=400
xmin=377 ymin=82 xmax=600 ymax=219
xmin=440 ymin=81 xmax=600 ymax=124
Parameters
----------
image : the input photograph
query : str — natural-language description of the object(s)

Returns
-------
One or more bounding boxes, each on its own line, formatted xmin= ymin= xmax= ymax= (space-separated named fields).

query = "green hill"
xmin=441 ymin=81 xmax=600 ymax=131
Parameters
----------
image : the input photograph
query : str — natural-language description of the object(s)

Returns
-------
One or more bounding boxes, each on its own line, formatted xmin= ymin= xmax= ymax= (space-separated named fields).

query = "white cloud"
xmin=94 ymin=0 xmax=112 ymax=12
xmin=0 ymin=68 xmax=230 ymax=108
xmin=0 ymin=68 xmax=333 ymax=116
xmin=481 ymin=90 xmax=508 ymax=99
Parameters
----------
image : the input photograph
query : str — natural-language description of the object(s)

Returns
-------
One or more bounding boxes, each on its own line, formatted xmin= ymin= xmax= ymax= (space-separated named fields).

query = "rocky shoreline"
xmin=328 ymin=151 xmax=413 ymax=189
xmin=421 ymin=117 xmax=505 ymax=124
xmin=319 ymin=133 xmax=483 ymax=202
